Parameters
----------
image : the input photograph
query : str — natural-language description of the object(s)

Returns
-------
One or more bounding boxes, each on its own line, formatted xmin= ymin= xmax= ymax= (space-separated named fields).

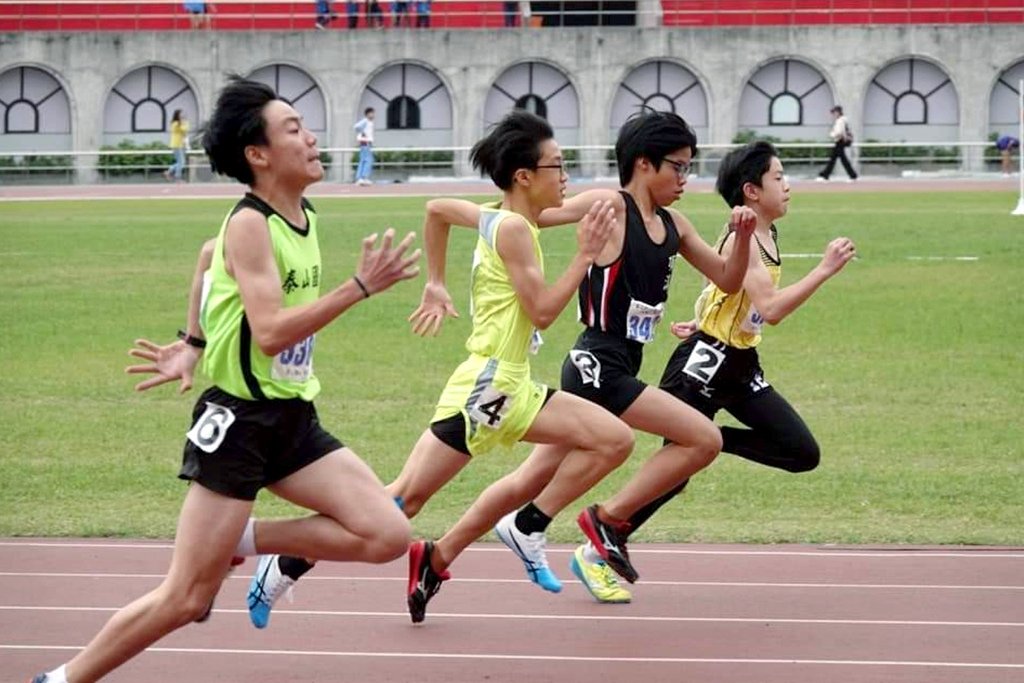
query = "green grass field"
xmin=1 ymin=189 xmax=1021 ymax=545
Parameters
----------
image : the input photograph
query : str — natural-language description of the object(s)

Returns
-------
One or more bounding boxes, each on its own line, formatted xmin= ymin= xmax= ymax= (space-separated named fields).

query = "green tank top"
xmin=465 ymin=206 xmax=543 ymax=364
xmin=200 ymin=194 xmax=323 ymax=401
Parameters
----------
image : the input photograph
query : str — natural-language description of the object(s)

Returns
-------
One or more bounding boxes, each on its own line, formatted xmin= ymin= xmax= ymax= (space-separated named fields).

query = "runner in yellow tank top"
xmin=393 ymin=110 xmax=636 ymax=623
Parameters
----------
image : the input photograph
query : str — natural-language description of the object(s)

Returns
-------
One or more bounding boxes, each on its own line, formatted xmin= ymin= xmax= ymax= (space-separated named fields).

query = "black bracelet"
xmin=177 ymin=329 xmax=207 ymax=349
xmin=352 ymin=275 xmax=371 ymax=299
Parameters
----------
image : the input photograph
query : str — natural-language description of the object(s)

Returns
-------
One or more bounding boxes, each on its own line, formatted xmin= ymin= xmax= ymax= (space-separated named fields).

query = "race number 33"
xmin=186 ymin=402 xmax=237 ymax=454
xmin=682 ymin=340 xmax=725 ymax=384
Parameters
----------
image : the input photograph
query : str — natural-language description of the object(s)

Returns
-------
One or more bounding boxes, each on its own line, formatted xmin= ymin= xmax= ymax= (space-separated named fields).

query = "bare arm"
xmin=227 ymin=209 xmax=420 ymax=356
xmin=125 ymin=238 xmax=216 ymax=393
xmin=673 ymin=206 xmax=756 ymax=294
xmin=744 ymin=237 xmax=856 ymax=325
xmin=408 ymin=201 xmax=465 ymax=336
xmin=535 ymin=188 xmax=621 ymax=228
xmin=498 ymin=200 xmax=615 ymax=330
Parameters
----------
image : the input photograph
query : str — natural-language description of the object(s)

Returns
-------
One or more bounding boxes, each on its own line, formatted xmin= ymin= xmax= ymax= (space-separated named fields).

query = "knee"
xmin=597 ymin=422 xmax=634 ymax=467
xmin=158 ymin=581 xmax=219 ymax=626
xmin=696 ymin=424 xmax=723 ymax=465
xmin=785 ymin=436 xmax=820 ymax=473
xmin=365 ymin=516 xmax=413 ymax=564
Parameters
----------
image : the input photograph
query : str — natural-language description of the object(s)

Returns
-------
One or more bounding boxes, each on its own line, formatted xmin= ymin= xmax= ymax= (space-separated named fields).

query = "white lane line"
xmin=0 ymin=644 xmax=1021 ymax=668
xmin=907 ymin=256 xmax=980 ymax=261
xmin=0 ymin=605 xmax=1019 ymax=627
xmin=2 ymin=541 xmax=1021 ymax=558
xmin=1 ymin=572 xmax=1020 ymax=591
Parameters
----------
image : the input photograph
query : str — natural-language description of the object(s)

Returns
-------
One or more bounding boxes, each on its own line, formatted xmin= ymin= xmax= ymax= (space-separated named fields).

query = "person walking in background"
xmin=415 ymin=0 xmax=430 ymax=27
xmin=354 ymin=107 xmax=376 ymax=185
xmin=503 ymin=0 xmax=519 ymax=25
xmin=346 ymin=0 xmax=359 ymax=27
xmin=314 ymin=0 xmax=338 ymax=28
xmin=366 ymin=0 xmax=385 ymax=27
xmin=392 ymin=0 xmax=410 ymax=26
xmin=163 ymin=109 xmax=189 ymax=182
xmin=997 ymin=135 xmax=1020 ymax=176
xmin=183 ymin=0 xmax=212 ymax=29
xmin=817 ymin=105 xmax=858 ymax=182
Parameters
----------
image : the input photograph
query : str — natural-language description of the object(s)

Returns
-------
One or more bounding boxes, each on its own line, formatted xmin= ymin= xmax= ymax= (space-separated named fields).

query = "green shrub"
xmin=98 ymin=140 xmax=174 ymax=177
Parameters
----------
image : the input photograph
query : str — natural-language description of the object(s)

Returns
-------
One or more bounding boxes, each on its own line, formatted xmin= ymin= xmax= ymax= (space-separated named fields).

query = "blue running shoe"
xmin=494 ymin=510 xmax=561 ymax=593
xmin=29 ymin=676 xmax=48 ymax=683
xmin=247 ymin=554 xmax=295 ymax=629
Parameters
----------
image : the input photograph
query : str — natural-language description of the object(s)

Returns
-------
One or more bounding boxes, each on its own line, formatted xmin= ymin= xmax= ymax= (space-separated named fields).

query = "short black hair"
xmin=365 ymin=107 xmax=375 ymax=115
xmin=716 ymin=141 xmax=778 ymax=208
xmin=614 ymin=110 xmax=698 ymax=186
xmin=830 ymin=105 xmax=844 ymax=115
xmin=202 ymin=75 xmax=277 ymax=186
xmin=470 ymin=109 xmax=554 ymax=190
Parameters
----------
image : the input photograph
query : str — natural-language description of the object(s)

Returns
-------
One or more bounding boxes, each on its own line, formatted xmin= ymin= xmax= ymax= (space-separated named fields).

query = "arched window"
xmin=866 ymin=58 xmax=956 ymax=126
xmin=515 ymin=94 xmax=547 ymax=119
xmin=485 ymin=62 xmax=579 ymax=130
xmin=105 ymin=66 xmax=198 ymax=136
xmin=740 ymin=59 xmax=829 ymax=129
xmin=0 ymin=66 xmax=71 ymax=135
xmin=387 ymin=95 xmax=420 ymax=129
xmin=769 ymin=92 xmax=802 ymax=125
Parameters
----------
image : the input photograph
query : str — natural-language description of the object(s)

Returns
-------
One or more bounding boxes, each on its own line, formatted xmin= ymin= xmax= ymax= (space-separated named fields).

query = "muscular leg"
xmin=599 ymin=386 xmax=720 ymax=522
xmin=387 ymin=429 xmax=471 ymax=518
xmin=64 ymin=485 xmax=251 ymax=683
xmin=259 ymin=447 xmax=412 ymax=564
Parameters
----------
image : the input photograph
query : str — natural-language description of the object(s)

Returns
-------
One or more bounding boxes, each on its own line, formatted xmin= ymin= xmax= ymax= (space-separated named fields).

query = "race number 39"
xmin=186 ymin=402 xmax=237 ymax=454
xmin=682 ymin=340 xmax=726 ymax=384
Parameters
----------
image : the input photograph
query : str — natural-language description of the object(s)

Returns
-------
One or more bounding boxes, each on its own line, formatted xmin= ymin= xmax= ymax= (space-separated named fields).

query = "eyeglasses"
xmin=663 ymin=157 xmax=691 ymax=177
xmin=535 ymin=163 xmax=567 ymax=174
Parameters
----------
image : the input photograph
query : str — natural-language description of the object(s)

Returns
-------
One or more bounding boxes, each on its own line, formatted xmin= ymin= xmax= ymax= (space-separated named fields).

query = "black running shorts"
xmin=179 ymin=386 xmax=343 ymax=501
xmin=659 ymin=331 xmax=771 ymax=415
xmin=560 ymin=329 xmax=648 ymax=417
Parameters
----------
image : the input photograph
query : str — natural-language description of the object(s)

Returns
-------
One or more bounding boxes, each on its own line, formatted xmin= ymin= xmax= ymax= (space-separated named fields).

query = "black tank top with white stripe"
xmin=577 ymin=191 xmax=679 ymax=341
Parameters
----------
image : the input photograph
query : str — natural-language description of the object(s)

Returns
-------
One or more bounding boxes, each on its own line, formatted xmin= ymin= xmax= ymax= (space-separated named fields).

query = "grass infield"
xmin=0 ymin=189 xmax=1021 ymax=544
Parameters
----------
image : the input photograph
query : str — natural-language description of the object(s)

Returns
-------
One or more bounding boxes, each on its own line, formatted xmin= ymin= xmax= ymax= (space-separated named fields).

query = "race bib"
xmin=740 ymin=307 xmax=766 ymax=336
xmin=272 ymin=335 xmax=315 ymax=383
xmin=186 ymin=402 xmax=236 ymax=454
xmin=569 ymin=349 xmax=602 ymax=388
xmin=468 ymin=385 xmax=513 ymax=429
xmin=625 ymin=299 xmax=664 ymax=344
xmin=682 ymin=340 xmax=726 ymax=385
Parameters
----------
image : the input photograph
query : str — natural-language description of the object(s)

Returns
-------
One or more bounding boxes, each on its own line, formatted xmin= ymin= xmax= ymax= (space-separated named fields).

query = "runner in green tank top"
xmin=29 ymin=76 xmax=421 ymax=683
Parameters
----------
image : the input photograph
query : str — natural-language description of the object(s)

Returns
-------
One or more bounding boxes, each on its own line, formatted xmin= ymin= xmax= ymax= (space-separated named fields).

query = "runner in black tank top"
xmin=563 ymin=190 xmax=680 ymax=415
xmin=420 ymin=112 xmax=757 ymax=602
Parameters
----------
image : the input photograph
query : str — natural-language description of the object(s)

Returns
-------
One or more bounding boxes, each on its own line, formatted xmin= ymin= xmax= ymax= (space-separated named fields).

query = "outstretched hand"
xmin=576 ymin=199 xmax=617 ymax=261
xmin=728 ymin=205 xmax=758 ymax=239
xmin=408 ymin=281 xmax=459 ymax=337
xmin=125 ymin=338 xmax=202 ymax=393
xmin=355 ymin=228 xmax=422 ymax=296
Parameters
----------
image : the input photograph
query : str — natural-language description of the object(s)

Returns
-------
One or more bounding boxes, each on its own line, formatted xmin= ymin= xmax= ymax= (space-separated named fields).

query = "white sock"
xmin=582 ymin=542 xmax=603 ymax=565
xmin=45 ymin=665 xmax=68 ymax=683
xmin=234 ymin=518 xmax=257 ymax=557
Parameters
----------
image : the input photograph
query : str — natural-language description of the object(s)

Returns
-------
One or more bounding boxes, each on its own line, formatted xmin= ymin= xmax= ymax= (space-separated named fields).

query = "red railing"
xmin=1 ymin=0 xmax=1021 ymax=32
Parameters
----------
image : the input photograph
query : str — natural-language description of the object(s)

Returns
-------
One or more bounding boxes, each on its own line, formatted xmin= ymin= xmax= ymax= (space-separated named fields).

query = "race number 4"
xmin=468 ymin=386 xmax=512 ymax=429
xmin=186 ymin=402 xmax=237 ymax=454
xmin=682 ymin=340 xmax=725 ymax=384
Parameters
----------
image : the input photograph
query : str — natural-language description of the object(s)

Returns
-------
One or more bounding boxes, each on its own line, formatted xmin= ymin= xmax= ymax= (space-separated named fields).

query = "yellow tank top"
xmin=695 ymin=225 xmax=781 ymax=349
xmin=169 ymin=120 xmax=189 ymax=149
xmin=465 ymin=206 xmax=543 ymax=364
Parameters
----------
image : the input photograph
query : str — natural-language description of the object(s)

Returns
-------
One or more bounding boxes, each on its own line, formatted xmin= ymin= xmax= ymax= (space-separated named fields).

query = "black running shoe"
xmin=577 ymin=505 xmax=638 ymax=583
xmin=29 ymin=676 xmax=48 ymax=683
xmin=406 ymin=540 xmax=450 ymax=624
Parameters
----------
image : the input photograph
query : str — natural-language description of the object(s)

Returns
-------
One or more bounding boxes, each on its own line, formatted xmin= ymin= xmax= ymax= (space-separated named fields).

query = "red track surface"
xmin=1 ymin=539 xmax=1022 ymax=682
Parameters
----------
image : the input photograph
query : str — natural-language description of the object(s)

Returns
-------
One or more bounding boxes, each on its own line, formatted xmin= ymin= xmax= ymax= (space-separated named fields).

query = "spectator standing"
xmin=415 ymin=0 xmax=430 ymax=26
xmin=366 ymin=0 xmax=385 ymax=27
xmin=354 ymin=107 xmax=376 ymax=185
xmin=183 ymin=1 xmax=212 ymax=29
xmin=503 ymin=1 xmax=519 ymax=25
xmin=164 ymin=109 xmax=189 ymax=182
xmin=817 ymin=105 xmax=858 ymax=182
xmin=315 ymin=0 xmax=338 ymax=28
xmin=347 ymin=0 xmax=359 ymax=27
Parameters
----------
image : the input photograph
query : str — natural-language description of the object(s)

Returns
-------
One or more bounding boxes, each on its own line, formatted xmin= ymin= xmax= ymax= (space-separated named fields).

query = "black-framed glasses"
xmin=535 ymin=162 xmax=567 ymax=174
xmin=663 ymin=157 xmax=691 ymax=177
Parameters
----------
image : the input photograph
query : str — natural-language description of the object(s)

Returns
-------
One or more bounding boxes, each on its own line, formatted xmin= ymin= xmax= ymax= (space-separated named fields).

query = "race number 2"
xmin=186 ymin=402 xmax=237 ymax=454
xmin=682 ymin=340 xmax=725 ymax=384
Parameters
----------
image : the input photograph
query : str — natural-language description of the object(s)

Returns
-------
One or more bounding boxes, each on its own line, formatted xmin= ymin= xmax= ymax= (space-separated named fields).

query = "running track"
xmin=1 ymin=539 xmax=1022 ymax=682
xmin=3 ymin=178 xmax=1022 ymax=681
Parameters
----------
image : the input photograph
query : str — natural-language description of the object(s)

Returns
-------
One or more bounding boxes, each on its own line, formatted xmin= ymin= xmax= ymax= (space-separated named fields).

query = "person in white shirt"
xmin=817 ymin=105 xmax=858 ymax=182
xmin=354 ymin=107 xmax=376 ymax=186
